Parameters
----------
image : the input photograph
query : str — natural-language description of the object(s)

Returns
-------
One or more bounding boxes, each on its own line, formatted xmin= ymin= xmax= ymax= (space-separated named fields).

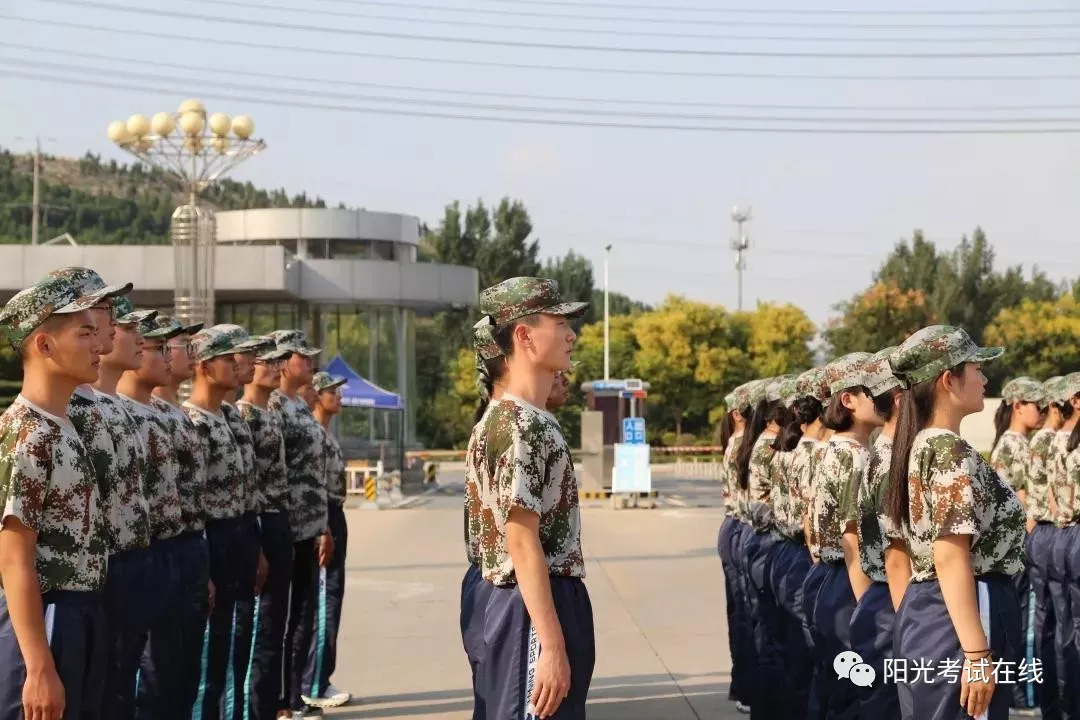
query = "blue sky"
xmin=3 ymin=0 xmax=1080 ymax=328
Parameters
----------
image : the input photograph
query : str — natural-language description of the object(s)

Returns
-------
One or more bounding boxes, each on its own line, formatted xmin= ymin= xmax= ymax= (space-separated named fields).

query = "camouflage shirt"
xmin=722 ymin=431 xmax=743 ymax=519
xmin=771 ymin=449 xmax=801 ymax=539
xmin=269 ymin=391 xmax=328 ymax=541
xmin=0 ymin=396 xmax=108 ymax=592
xmin=322 ymin=426 xmax=346 ymax=505
xmin=788 ymin=438 xmax=820 ymax=537
xmin=464 ymin=410 xmax=490 ymax=565
xmin=1048 ymin=431 xmax=1074 ymax=526
xmin=68 ymin=387 xmax=151 ymax=554
xmin=221 ymin=403 xmax=258 ymax=514
xmin=119 ymin=396 xmax=185 ymax=542
xmin=747 ymin=432 xmax=779 ymax=532
xmin=1026 ymin=428 xmax=1057 ymax=523
xmin=151 ymin=397 xmax=207 ymax=533
xmin=857 ymin=433 xmax=904 ymax=582
xmin=1064 ymin=445 xmax=1080 ymax=525
xmin=906 ymin=428 xmax=1025 ymax=582
xmin=470 ymin=395 xmax=584 ymax=586
xmin=182 ymin=402 xmax=246 ymax=522
xmin=990 ymin=431 xmax=1030 ymax=494
xmin=237 ymin=401 xmax=290 ymax=515
xmin=810 ymin=435 xmax=867 ymax=564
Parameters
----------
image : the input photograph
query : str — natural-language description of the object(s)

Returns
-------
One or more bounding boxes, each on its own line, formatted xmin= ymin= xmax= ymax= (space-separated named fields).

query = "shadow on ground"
xmin=329 ymin=673 xmax=729 ymax=719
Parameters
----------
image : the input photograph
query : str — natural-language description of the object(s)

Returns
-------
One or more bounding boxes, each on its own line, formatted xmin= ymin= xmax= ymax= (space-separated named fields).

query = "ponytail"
xmin=1069 ymin=417 xmax=1080 ymax=453
xmin=885 ymin=362 xmax=964 ymax=529
xmin=736 ymin=400 xmax=769 ymax=490
xmin=718 ymin=412 xmax=736 ymax=453
xmin=778 ymin=396 xmax=823 ymax=452
xmin=991 ymin=402 xmax=1012 ymax=452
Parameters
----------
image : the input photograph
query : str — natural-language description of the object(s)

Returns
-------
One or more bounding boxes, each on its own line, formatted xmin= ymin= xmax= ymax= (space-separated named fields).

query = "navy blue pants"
xmin=743 ymin=530 xmax=786 ymax=720
xmin=718 ymin=515 xmax=750 ymax=705
xmin=729 ymin=520 xmax=759 ymax=708
xmin=769 ymin=538 xmax=816 ymax=720
xmin=1049 ymin=524 xmax=1077 ymax=718
xmin=849 ymin=581 xmax=900 ymax=720
xmin=137 ymin=531 xmax=210 ymax=720
xmin=0 ymin=589 xmax=106 ymax=720
xmin=246 ymin=512 xmax=293 ymax=720
xmin=1027 ymin=523 xmax=1061 ymax=720
xmin=104 ymin=543 xmax=177 ymax=720
xmin=477 ymin=577 xmax=594 ymax=720
xmin=282 ymin=537 xmax=319 ymax=712
xmin=894 ymin=574 xmax=1019 ymax=720
xmin=460 ymin=563 xmax=492 ymax=719
xmin=196 ymin=516 xmax=259 ymax=720
xmin=809 ymin=561 xmax=858 ymax=720
xmin=303 ymin=502 xmax=347 ymax=700
xmin=1010 ymin=567 xmax=1037 ymax=710
xmin=1064 ymin=523 xmax=1080 ymax=720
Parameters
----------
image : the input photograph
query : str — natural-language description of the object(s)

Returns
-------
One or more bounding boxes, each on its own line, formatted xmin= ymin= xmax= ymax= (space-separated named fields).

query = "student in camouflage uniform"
xmin=1058 ymin=371 xmax=1080 ymax=719
xmin=0 ymin=273 xmax=111 ymax=720
xmin=848 ymin=347 xmax=906 ymax=720
xmin=805 ymin=351 xmax=876 ymax=720
xmin=466 ymin=277 xmax=593 ymax=720
xmin=267 ymin=330 xmax=333 ymax=720
xmin=137 ymin=315 xmax=210 ymax=720
xmin=208 ymin=324 xmax=270 ymax=720
xmin=116 ymin=312 xmax=195 ymax=718
xmin=1045 ymin=372 xmax=1080 ymax=718
xmin=883 ymin=325 xmax=1024 ymax=720
xmin=238 ymin=341 xmax=294 ymax=720
xmin=301 ymin=371 xmax=353 ymax=710
xmin=461 ymin=318 xmax=506 ymax=720
xmin=183 ymin=328 xmax=254 ymax=720
xmin=988 ymin=377 xmax=1047 ymax=712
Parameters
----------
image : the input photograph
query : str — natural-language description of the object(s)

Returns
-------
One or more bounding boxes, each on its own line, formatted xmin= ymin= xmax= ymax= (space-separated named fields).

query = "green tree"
xmin=824 ymin=281 xmax=937 ymax=356
xmin=745 ymin=302 xmax=816 ymax=376
xmin=983 ymin=295 xmax=1080 ymax=387
xmin=541 ymin=250 xmax=596 ymax=324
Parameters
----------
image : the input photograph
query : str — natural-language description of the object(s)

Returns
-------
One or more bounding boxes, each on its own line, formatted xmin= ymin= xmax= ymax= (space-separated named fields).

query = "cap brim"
xmin=317 ymin=379 xmax=347 ymax=392
xmin=233 ymin=339 xmax=268 ymax=352
xmin=144 ymin=326 xmax=184 ymax=340
xmin=279 ymin=344 xmax=322 ymax=357
xmin=544 ymin=301 xmax=589 ymax=318
xmin=969 ymin=346 xmax=1005 ymax=364
xmin=257 ymin=349 xmax=290 ymax=362
xmin=101 ymin=282 xmax=134 ymax=299
xmin=181 ymin=323 xmax=204 ymax=336
xmin=54 ymin=288 xmax=113 ymax=315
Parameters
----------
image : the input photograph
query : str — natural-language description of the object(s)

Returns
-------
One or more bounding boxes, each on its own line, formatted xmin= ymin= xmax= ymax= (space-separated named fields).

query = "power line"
xmin=11 ymin=43 xmax=1078 ymax=113
xmin=158 ymin=0 xmax=1080 ymax=44
xmin=33 ymin=0 xmax=1080 ymax=58
xmin=398 ymin=0 xmax=1080 ymax=15
xmin=306 ymin=0 xmax=1080 ymax=28
xmin=13 ymin=16 xmax=1080 ymax=82
xmin=8 ymin=67 xmax=1080 ymax=134
xmin=8 ymin=55 xmax=1080 ymax=125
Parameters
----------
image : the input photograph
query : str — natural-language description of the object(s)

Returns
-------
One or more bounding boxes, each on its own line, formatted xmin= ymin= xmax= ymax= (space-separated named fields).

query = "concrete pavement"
xmin=327 ymin=476 xmax=740 ymax=719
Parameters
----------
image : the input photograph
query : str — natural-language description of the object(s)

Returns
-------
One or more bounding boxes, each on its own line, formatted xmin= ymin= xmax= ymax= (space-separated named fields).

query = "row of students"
xmin=0 ymin=267 xmax=351 ymax=720
xmin=719 ymin=325 xmax=1030 ymax=720
xmin=459 ymin=277 xmax=595 ymax=720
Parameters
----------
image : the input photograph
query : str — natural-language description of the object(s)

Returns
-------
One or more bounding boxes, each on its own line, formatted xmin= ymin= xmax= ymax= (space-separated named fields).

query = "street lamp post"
xmin=603 ymin=243 xmax=612 ymax=380
xmin=107 ymin=98 xmax=266 ymax=329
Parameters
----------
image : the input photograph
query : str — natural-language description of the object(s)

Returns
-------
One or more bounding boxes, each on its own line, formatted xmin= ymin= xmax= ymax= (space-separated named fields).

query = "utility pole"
xmin=31 ymin=137 xmax=41 ymax=245
xmin=730 ymin=205 xmax=752 ymax=311
xmin=603 ymin=243 xmax=612 ymax=380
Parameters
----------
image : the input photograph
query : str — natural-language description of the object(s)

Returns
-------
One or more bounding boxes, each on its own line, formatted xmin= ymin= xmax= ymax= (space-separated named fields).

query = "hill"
xmin=0 ymin=146 xmax=331 ymax=245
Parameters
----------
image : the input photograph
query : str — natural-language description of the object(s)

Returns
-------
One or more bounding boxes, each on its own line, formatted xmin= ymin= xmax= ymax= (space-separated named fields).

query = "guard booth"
xmin=578 ymin=379 xmax=652 ymax=495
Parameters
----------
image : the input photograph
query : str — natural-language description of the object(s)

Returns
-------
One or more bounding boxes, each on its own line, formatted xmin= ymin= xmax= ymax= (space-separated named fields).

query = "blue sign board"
xmin=622 ymin=417 xmax=646 ymax=445
xmin=612 ymin=443 xmax=652 ymax=493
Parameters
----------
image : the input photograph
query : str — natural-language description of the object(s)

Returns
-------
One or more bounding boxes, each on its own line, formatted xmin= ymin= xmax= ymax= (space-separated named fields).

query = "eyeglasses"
xmin=147 ymin=344 xmax=169 ymax=357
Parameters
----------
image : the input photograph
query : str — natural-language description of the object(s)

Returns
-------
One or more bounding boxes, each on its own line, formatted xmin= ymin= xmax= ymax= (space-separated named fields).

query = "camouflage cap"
xmin=472 ymin=316 xmax=502 ymax=361
xmin=123 ymin=309 xmax=160 ymax=335
xmin=0 ymin=273 xmax=113 ymax=349
xmin=1043 ymin=376 xmax=1069 ymax=404
xmin=210 ymin=323 xmax=269 ymax=353
xmin=479 ymin=277 xmax=589 ymax=326
xmin=189 ymin=327 xmax=236 ymax=362
xmin=49 ymin=266 xmax=132 ymax=301
xmin=888 ymin=325 xmax=1003 ymax=388
xmin=723 ymin=390 xmax=737 ymax=409
xmin=269 ymin=329 xmax=321 ymax=357
xmin=253 ymin=335 xmax=289 ymax=362
xmin=777 ymin=373 xmax=802 ymax=408
xmin=746 ymin=378 xmax=770 ymax=407
xmin=1064 ymin=372 xmax=1080 ymax=401
xmin=147 ymin=314 xmax=197 ymax=341
xmin=824 ymin=352 xmax=873 ymax=395
xmin=113 ymin=296 xmax=140 ymax=325
xmin=795 ymin=366 xmax=831 ymax=403
xmin=1001 ymin=377 xmax=1048 ymax=406
xmin=863 ymin=346 xmax=902 ymax=398
xmin=312 ymin=371 xmax=347 ymax=393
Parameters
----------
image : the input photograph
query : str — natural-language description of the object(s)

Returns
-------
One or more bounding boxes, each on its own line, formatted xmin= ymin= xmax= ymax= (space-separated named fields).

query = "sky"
xmin=3 ymin=0 xmax=1080 ymax=329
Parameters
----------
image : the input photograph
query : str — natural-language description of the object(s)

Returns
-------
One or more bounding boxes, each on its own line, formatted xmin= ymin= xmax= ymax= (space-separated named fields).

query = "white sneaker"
xmin=291 ymin=707 xmax=323 ymax=720
xmin=302 ymin=684 xmax=352 ymax=708
xmin=735 ymin=701 xmax=751 ymax=714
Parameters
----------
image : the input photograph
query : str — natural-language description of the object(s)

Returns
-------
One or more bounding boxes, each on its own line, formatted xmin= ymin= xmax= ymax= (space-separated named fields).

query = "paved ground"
xmin=326 ymin=472 xmax=741 ymax=719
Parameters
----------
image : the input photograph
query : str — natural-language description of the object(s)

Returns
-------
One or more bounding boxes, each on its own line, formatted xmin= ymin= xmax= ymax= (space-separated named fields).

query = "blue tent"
xmin=323 ymin=355 xmax=403 ymax=410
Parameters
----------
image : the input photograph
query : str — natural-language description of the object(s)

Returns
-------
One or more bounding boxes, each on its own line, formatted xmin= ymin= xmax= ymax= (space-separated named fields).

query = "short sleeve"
xmin=930 ymin=447 xmax=979 ymax=540
xmin=494 ymin=417 xmax=546 ymax=516
xmin=836 ymin=447 xmax=861 ymax=525
xmin=0 ymin=426 xmax=52 ymax=532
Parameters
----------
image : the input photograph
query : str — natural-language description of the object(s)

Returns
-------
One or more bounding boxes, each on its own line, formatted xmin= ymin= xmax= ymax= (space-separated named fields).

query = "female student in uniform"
xmin=847 ymin=347 xmax=906 ymax=720
xmin=989 ymin=377 xmax=1047 ymax=712
xmin=806 ymin=351 xmax=877 ymax=719
xmin=885 ymin=325 xmax=1024 ymax=720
